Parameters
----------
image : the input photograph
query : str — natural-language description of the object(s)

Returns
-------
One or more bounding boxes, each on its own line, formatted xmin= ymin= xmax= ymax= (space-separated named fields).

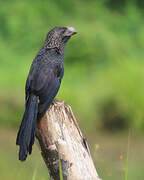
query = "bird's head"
xmin=45 ymin=26 xmax=77 ymax=54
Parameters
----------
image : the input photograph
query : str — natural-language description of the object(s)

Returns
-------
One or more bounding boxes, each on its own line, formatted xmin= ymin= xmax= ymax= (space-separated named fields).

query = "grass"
xmin=91 ymin=130 xmax=144 ymax=180
xmin=125 ymin=130 xmax=131 ymax=180
xmin=0 ymin=128 xmax=49 ymax=180
xmin=59 ymin=153 xmax=64 ymax=180
xmin=32 ymin=164 xmax=38 ymax=180
xmin=0 ymin=128 xmax=144 ymax=180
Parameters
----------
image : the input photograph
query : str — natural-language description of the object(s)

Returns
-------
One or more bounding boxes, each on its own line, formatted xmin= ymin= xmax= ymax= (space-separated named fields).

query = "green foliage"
xmin=0 ymin=1 xmax=144 ymax=132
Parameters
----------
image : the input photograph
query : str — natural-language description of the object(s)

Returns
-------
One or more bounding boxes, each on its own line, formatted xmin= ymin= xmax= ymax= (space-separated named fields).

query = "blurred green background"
xmin=0 ymin=0 xmax=144 ymax=179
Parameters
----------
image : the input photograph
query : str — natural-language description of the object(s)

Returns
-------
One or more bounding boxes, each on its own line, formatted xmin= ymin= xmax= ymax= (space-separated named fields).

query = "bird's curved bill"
xmin=66 ymin=26 xmax=77 ymax=36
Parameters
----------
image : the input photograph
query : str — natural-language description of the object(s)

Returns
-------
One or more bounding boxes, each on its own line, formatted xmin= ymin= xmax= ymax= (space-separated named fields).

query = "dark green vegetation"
xmin=1 ymin=1 xmax=144 ymax=131
xmin=0 ymin=0 xmax=144 ymax=179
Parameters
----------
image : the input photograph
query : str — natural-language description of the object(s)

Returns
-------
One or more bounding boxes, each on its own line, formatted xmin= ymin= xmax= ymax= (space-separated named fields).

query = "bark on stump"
xmin=36 ymin=100 xmax=101 ymax=180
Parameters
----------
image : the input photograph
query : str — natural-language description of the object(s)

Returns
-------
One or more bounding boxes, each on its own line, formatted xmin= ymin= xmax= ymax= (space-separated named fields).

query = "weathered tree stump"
xmin=36 ymin=100 xmax=101 ymax=180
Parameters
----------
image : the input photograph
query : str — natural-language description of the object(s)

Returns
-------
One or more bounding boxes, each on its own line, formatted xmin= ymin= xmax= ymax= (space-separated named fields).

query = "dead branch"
xmin=36 ymin=100 xmax=101 ymax=180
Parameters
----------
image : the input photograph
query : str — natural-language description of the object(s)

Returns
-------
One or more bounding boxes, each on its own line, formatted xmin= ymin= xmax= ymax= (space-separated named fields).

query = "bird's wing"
xmin=26 ymin=61 xmax=64 ymax=116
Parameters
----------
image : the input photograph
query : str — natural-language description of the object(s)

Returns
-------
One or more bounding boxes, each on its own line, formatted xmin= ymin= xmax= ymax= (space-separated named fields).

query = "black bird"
xmin=16 ymin=26 xmax=77 ymax=161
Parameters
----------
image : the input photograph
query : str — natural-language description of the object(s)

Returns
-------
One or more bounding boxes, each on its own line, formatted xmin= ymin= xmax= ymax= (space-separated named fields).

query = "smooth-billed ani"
xmin=16 ymin=26 xmax=77 ymax=161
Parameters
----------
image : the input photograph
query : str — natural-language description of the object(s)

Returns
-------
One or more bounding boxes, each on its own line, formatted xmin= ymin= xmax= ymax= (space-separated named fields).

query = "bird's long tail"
xmin=16 ymin=94 xmax=38 ymax=161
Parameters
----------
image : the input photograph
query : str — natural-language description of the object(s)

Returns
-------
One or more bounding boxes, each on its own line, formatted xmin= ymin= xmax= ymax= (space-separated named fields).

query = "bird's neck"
xmin=37 ymin=41 xmax=67 ymax=64
xmin=45 ymin=48 xmax=65 ymax=64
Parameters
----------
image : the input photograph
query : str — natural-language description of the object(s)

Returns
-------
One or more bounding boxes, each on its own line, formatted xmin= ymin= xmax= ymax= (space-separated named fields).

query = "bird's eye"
xmin=61 ymin=28 xmax=66 ymax=34
xmin=61 ymin=30 xmax=65 ymax=34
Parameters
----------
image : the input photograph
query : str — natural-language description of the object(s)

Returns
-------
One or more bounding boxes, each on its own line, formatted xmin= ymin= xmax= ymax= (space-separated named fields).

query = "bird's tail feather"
xmin=16 ymin=94 xmax=38 ymax=161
